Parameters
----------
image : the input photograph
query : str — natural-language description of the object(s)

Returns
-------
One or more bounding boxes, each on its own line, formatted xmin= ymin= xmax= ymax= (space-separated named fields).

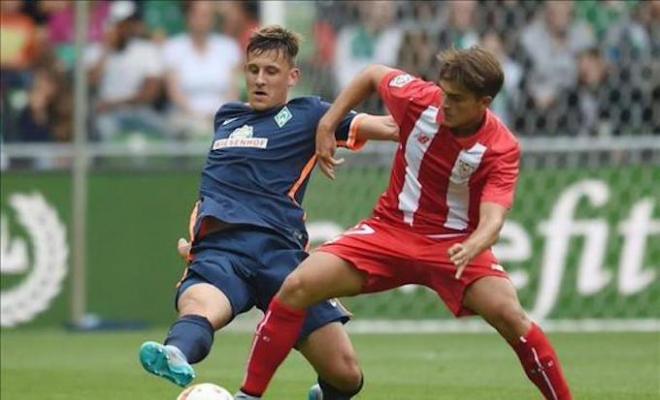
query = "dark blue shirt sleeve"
xmin=317 ymin=99 xmax=366 ymax=150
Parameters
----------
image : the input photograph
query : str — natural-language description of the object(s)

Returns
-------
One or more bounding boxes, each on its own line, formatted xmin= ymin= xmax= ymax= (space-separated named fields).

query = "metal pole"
xmin=71 ymin=0 xmax=89 ymax=326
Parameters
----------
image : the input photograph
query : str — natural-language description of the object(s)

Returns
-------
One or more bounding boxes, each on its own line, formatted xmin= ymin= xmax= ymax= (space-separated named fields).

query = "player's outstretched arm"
xmin=355 ymin=115 xmax=400 ymax=142
xmin=316 ymin=64 xmax=395 ymax=179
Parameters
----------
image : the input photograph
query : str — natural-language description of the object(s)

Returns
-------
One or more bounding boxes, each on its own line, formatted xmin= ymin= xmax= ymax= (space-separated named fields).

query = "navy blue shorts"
xmin=176 ymin=226 xmax=350 ymax=343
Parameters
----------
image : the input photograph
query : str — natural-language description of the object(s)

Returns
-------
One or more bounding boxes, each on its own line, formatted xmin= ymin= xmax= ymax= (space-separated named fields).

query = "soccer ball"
xmin=176 ymin=383 xmax=234 ymax=400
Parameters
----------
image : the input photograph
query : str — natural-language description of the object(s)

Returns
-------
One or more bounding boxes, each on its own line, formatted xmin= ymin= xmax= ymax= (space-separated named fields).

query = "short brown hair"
xmin=437 ymin=46 xmax=504 ymax=98
xmin=247 ymin=25 xmax=302 ymax=65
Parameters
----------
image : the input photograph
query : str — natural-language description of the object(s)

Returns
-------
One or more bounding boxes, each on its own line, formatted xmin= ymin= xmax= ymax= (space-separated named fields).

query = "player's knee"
xmin=490 ymin=301 xmax=530 ymax=335
xmin=279 ymin=273 xmax=316 ymax=308
xmin=178 ymin=291 xmax=208 ymax=315
xmin=177 ymin=285 xmax=231 ymax=328
xmin=324 ymin=351 xmax=363 ymax=393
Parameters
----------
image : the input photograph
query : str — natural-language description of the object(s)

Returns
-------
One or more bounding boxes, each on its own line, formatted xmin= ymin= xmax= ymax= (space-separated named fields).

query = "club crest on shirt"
xmin=274 ymin=106 xmax=292 ymax=128
xmin=230 ymin=124 xmax=253 ymax=139
xmin=389 ymin=74 xmax=414 ymax=88
xmin=457 ymin=159 xmax=477 ymax=179
xmin=213 ymin=124 xmax=268 ymax=149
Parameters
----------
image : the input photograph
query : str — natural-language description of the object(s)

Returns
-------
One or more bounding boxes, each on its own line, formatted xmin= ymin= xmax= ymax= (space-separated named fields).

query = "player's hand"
xmin=448 ymin=242 xmax=477 ymax=279
xmin=177 ymin=238 xmax=191 ymax=260
xmin=316 ymin=121 xmax=344 ymax=180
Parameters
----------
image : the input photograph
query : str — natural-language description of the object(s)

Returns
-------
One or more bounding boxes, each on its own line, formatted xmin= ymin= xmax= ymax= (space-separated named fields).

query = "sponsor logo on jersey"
xmin=213 ymin=124 xmax=268 ymax=149
xmin=274 ymin=106 xmax=292 ymax=128
xmin=416 ymin=133 xmax=431 ymax=145
xmin=389 ymin=74 xmax=414 ymax=88
xmin=230 ymin=124 xmax=254 ymax=139
xmin=221 ymin=117 xmax=238 ymax=126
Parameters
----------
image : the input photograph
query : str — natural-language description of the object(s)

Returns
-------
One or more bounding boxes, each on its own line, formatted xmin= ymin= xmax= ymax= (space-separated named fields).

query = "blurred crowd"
xmin=1 ymin=0 xmax=658 ymax=145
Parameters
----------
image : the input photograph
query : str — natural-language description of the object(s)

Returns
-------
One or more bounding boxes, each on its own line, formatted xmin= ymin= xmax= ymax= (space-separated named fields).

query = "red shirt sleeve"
xmin=377 ymin=70 xmax=440 ymax=127
xmin=481 ymin=144 xmax=521 ymax=209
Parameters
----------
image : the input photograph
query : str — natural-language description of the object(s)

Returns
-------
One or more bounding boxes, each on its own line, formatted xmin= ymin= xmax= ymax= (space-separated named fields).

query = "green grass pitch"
xmin=2 ymin=330 xmax=658 ymax=399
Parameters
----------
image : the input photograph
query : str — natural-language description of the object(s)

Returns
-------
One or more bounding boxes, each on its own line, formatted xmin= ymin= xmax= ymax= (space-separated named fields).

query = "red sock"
xmin=241 ymin=298 xmax=307 ymax=396
xmin=512 ymin=323 xmax=572 ymax=400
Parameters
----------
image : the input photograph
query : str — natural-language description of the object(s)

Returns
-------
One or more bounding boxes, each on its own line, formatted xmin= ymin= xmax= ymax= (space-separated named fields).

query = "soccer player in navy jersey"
xmin=237 ymin=48 xmax=573 ymax=400
xmin=138 ymin=26 xmax=398 ymax=400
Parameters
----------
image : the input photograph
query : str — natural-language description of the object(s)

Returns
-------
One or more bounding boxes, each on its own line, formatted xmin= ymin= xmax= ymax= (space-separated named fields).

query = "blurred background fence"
xmin=1 ymin=0 xmax=658 ymax=331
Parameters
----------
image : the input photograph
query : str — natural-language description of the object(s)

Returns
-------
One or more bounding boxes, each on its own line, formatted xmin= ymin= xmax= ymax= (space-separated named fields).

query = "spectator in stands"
xmin=481 ymin=0 xmax=539 ymax=54
xmin=565 ymin=44 xmax=654 ymax=137
xmin=1 ymin=0 xmax=43 ymax=142
xmin=563 ymin=48 xmax=615 ymax=136
xmin=481 ymin=31 xmax=522 ymax=126
xmin=217 ymin=0 xmax=259 ymax=51
xmin=17 ymin=66 xmax=72 ymax=143
xmin=436 ymin=0 xmax=480 ymax=50
xmin=333 ymin=0 xmax=402 ymax=92
xmin=142 ymin=0 xmax=186 ymax=45
xmin=605 ymin=0 xmax=660 ymax=63
xmin=397 ymin=29 xmax=435 ymax=80
xmin=46 ymin=0 xmax=111 ymax=70
xmin=575 ymin=0 xmax=635 ymax=42
xmin=520 ymin=0 xmax=595 ymax=111
xmin=400 ymin=1 xmax=443 ymax=34
xmin=0 ymin=0 xmax=40 ymax=74
xmin=85 ymin=0 xmax=166 ymax=141
xmin=162 ymin=0 xmax=242 ymax=139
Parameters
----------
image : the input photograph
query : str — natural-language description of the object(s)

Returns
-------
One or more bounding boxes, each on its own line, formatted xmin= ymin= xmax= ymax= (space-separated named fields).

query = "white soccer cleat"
xmin=233 ymin=391 xmax=261 ymax=400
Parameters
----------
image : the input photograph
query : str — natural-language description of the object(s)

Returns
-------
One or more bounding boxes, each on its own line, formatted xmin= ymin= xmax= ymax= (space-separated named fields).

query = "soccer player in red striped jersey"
xmin=235 ymin=47 xmax=572 ymax=400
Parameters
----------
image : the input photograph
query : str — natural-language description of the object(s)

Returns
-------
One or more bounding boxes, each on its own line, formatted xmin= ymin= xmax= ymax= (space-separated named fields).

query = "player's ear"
xmin=480 ymin=95 xmax=493 ymax=109
xmin=288 ymin=67 xmax=301 ymax=87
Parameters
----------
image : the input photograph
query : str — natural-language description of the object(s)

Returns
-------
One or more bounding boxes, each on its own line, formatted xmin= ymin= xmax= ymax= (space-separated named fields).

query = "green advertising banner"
xmin=1 ymin=165 xmax=658 ymax=329
xmin=304 ymin=165 xmax=660 ymax=325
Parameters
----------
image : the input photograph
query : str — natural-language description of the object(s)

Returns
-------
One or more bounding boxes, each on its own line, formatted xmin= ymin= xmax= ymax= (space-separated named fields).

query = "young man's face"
xmin=244 ymin=50 xmax=300 ymax=111
xmin=439 ymin=79 xmax=491 ymax=131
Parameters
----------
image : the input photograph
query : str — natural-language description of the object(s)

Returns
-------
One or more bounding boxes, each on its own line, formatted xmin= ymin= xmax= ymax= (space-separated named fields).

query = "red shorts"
xmin=318 ymin=217 xmax=509 ymax=317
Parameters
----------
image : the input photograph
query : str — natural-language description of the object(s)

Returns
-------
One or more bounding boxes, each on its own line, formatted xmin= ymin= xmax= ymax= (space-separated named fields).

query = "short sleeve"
xmin=377 ymin=69 xmax=439 ymax=126
xmin=316 ymin=99 xmax=366 ymax=151
xmin=481 ymin=145 xmax=521 ymax=209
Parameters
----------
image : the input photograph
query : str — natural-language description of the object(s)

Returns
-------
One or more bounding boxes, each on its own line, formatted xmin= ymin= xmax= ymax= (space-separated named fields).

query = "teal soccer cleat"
xmin=308 ymin=384 xmax=323 ymax=400
xmin=139 ymin=341 xmax=196 ymax=387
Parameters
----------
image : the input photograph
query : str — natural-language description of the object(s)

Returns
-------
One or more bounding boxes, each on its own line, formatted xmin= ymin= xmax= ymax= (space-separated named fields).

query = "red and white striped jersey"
xmin=372 ymin=70 xmax=521 ymax=235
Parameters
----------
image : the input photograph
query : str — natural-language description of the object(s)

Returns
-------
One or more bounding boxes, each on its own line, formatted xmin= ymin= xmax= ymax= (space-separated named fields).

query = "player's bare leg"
xmin=279 ymin=251 xmax=366 ymax=309
xmin=140 ymin=284 xmax=233 ymax=387
xmin=176 ymin=283 xmax=234 ymax=329
xmin=238 ymin=251 xmax=366 ymax=397
xmin=300 ymin=321 xmax=364 ymax=399
xmin=463 ymin=276 xmax=530 ymax=341
xmin=463 ymin=276 xmax=572 ymax=399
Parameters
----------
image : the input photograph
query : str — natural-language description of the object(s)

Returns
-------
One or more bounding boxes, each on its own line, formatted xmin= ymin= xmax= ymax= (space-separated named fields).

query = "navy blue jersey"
xmin=196 ymin=96 xmax=364 ymax=247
